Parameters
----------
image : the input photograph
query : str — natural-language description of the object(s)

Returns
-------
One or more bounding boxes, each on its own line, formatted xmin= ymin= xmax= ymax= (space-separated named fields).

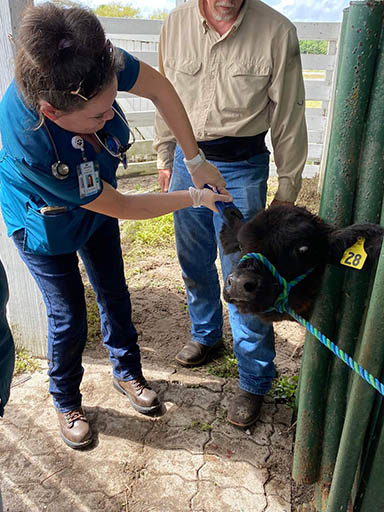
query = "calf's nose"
xmin=225 ymin=272 xmax=260 ymax=296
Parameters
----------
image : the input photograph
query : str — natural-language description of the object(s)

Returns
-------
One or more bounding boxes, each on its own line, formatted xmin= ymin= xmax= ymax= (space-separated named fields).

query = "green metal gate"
xmin=292 ymin=2 xmax=384 ymax=510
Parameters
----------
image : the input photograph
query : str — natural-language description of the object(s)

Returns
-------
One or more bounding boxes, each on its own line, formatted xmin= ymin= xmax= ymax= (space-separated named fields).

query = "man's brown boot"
xmin=175 ymin=340 xmax=221 ymax=367
xmin=57 ymin=408 xmax=93 ymax=449
xmin=113 ymin=376 xmax=161 ymax=414
xmin=227 ymin=389 xmax=264 ymax=427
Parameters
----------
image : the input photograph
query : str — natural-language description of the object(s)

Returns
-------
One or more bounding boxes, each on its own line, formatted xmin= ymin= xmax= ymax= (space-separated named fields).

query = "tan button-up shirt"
xmin=153 ymin=0 xmax=308 ymax=202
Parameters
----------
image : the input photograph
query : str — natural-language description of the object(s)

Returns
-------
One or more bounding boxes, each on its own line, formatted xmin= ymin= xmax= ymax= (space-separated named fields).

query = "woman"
xmin=0 ymin=2 xmax=230 ymax=449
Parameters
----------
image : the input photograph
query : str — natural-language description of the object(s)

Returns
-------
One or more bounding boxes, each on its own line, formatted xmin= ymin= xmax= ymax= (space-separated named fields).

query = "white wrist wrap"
xmin=188 ymin=187 xmax=203 ymax=208
xmin=184 ymin=149 xmax=206 ymax=175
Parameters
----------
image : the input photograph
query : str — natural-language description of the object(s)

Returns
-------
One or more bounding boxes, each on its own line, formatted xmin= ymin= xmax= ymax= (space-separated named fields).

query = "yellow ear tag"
xmin=340 ymin=237 xmax=367 ymax=270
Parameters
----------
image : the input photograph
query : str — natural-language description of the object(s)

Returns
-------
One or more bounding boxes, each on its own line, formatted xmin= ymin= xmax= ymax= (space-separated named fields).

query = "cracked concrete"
xmin=0 ymin=357 xmax=293 ymax=512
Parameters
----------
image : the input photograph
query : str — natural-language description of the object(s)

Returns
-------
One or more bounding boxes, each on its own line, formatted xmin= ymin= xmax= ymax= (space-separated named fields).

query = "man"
xmin=154 ymin=0 xmax=307 ymax=427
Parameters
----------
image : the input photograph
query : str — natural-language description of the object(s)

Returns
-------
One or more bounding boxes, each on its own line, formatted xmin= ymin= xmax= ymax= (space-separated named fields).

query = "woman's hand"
xmin=189 ymin=187 xmax=232 ymax=213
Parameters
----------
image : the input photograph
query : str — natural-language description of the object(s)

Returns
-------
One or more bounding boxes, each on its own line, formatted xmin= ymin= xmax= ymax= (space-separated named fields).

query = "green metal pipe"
xmin=326 ymin=239 xmax=384 ymax=512
xmin=315 ymin=20 xmax=384 ymax=503
xmin=292 ymin=1 xmax=383 ymax=487
xmin=293 ymin=268 xmax=343 ymax=485
xmin=352 ymin=203 xmax=384 ymax=511
xmin=320 ymin=1 xmax=383 ymax=227
xmin=353 ymin=398 xmax=384 ymax=511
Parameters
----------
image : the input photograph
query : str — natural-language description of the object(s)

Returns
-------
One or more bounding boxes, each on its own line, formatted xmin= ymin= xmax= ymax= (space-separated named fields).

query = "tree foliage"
xmin=150 ymin=9 xmax=170 ymax=20
xmin=94 ymin=3 xmax=141 ymax=18
xmin=300 ymin=40 xmax=328 ymax=55
xmin=48 ymin=0 xmax=87 ymax=7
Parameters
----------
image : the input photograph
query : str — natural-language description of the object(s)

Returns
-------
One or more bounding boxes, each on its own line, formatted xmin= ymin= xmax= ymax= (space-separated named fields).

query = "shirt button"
xmin=197 ymin=131 xmax=203 ymax=137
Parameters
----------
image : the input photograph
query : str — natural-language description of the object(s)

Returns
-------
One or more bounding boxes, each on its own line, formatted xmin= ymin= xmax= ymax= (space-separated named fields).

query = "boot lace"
xmin=64 ymin=409 xmax=87 ymax=427
xmin=131 ymin=376 xmax=151 ymax=395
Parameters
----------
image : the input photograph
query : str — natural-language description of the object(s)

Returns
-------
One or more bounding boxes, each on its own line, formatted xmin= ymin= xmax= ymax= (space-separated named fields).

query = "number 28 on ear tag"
xmin=340 ymin=237 xmax=367 ymax=270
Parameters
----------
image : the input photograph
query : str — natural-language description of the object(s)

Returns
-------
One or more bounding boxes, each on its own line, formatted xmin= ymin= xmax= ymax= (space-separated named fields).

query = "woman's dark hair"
xmin=15 ymin=2 xmax=124 ymax=113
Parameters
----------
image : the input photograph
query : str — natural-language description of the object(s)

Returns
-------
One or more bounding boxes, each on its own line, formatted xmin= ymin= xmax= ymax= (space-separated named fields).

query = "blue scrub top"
xmin=0 ymin=49 xmax=140 ymax=255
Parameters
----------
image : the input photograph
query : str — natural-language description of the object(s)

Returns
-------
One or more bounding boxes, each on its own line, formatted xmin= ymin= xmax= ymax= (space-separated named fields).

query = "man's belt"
xmin=197 ymin=132 xmax=268 ymax=162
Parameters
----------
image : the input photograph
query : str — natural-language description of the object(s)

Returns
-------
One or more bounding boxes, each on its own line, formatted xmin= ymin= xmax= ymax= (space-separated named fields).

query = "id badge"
xmin=77 ymin=160 xmax=101 ymax=198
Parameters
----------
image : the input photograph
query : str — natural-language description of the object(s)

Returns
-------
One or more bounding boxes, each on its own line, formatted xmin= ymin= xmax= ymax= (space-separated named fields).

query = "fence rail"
xmin=100 ymin=17 xmax=341 ymax=178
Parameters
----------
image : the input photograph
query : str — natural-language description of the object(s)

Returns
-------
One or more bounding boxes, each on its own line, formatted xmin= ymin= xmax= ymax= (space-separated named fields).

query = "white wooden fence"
xmin=99 ymin=17 xmax=341 ymax=178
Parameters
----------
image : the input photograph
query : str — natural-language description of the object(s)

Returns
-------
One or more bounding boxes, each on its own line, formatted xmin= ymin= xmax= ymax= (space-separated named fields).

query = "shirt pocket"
xmin=222 ymin=62 xmax=271 ymax=113
xmin=164 ymin=58 xmax=202 ymax=104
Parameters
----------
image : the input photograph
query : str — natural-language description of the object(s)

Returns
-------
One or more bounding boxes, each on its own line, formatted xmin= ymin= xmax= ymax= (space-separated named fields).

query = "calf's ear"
xmin=328 ymin=223 xmax=384 ymax=264
xmin=219 ymin=207 xmax=244 ymax=254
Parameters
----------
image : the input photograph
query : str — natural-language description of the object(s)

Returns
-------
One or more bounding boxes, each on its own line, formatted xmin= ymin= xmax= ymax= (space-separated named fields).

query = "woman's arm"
xmin=81 ymin=181 xmax=232 ymax=220
xmin=129 ymin=61 xmax=198 ymax=160
xmin=128 ymin=61 xmax=226 ymax=191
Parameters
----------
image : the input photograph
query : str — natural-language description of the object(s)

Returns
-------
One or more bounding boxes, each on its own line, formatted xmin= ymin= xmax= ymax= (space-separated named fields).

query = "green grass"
xmin=206 ymin=342 xmax=238 ymax=379
xmin=14 ymin=349 xmax=40 ymax=376
xmin=120 ymin=212 xmax=175 ymax=248
xmin=120 ymin=213 xmax=177 ymax=278
xmin=269 ymin=375 xmax=299 ymax=408
xmin=190 ymin=419 xmax=213 ymax=432
xmin=84 ymin=286 xmax=102 ymax=347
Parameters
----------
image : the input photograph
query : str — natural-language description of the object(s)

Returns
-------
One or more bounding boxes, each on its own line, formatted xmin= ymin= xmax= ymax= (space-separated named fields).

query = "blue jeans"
xmin=12 ymin=217 xmax=141 ymax=412
xmin=170 ymin=146 xmax=276 ymax=395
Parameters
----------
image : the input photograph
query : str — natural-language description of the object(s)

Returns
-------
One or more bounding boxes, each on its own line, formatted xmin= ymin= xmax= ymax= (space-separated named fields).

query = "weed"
xmin=190 ymin=419 xmax=213 ymax=431
xmin=14 ymin=349 xmax=40 ymax=376
xmin=269 ymin=375 xmax=298 ymax=408
xmin=215 ymin=407 xmax=228 ymax=423
xmin=206 ymin=351 xmax=238 ymax=379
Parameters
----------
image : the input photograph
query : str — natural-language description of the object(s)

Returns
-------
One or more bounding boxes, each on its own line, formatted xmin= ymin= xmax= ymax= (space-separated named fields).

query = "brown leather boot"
xmin=175 ymin=340 xmax=221 ymax=367
xmin=227 ymin=389 xmax=264 ymax=427
xmin=57 ymin=408 xmax=93 ymax=449
xmin=113 ymin=376 xmax=161 ymax=414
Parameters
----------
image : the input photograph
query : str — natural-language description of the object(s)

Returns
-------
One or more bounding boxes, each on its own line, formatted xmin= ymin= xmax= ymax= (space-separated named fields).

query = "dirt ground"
xmin=85 ymin=173 xmax=321 ymax=377
xmin=2 ymin=173 xmax=322 ymax=512
xmin=80 ymin=172 xmax=321 ymax=510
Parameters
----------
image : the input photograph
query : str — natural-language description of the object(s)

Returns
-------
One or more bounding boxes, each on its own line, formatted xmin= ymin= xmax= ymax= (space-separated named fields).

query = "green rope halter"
xmin=238 ymin=252 xmax=384 ymax=396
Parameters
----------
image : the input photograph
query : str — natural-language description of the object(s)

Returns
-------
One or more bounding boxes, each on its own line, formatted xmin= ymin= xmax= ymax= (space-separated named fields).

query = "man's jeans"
xmin=12 ymin=217 xmax=141 ymax=412
xmin=170 ymin=146 xmax=276 ymax=395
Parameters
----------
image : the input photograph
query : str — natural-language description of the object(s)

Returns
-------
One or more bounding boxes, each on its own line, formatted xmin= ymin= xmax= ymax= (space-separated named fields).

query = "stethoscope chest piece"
xmin=51 ymin=161 xmax=70 ymax=180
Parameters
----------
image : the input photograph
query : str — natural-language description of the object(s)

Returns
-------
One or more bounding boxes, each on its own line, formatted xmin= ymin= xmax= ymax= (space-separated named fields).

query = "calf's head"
xmin=220 ymin=205 xmax=384 ymax=322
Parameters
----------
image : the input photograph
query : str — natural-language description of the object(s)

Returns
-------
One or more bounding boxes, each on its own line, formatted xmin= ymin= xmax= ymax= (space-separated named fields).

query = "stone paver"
xmin=0 ymin=357 xmax=294 ymax=512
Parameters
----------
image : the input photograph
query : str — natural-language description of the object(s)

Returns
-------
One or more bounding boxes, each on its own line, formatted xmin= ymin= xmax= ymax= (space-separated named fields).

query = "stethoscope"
xmin=44 ymin=104 xmax=134 ymax=180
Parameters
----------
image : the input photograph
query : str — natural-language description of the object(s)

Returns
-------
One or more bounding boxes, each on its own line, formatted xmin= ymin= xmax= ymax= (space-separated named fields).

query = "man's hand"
xmin=184 ymin=149 xmax=226 ymax=190
xmin=158 ymin=169 xmax=172 ymax=192
xmin=190 ymin=160 xmax=227 ymax=190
